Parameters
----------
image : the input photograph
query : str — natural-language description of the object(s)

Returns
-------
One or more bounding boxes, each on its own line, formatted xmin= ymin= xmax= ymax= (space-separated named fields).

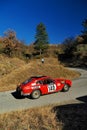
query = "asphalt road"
xmin=0 ymin=68 xmax=87 ymax=114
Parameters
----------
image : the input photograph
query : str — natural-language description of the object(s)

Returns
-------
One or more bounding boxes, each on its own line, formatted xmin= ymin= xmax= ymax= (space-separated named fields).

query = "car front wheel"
xmin=31 ymin=90 xmax=41 ymax=99
xmin=63 ymin=84 xmax=69 ymax=92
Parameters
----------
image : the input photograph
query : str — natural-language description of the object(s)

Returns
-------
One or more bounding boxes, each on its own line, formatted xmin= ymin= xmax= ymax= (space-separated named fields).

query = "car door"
xmin=42 ymin=78 xmax=57 ymax=94
xmin=36 ymin=80 xmax=48 ymax=95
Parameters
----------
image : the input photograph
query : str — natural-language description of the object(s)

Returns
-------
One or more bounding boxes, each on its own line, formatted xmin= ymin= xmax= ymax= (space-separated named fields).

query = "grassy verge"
xmin=0 ymin=97 xmax=87 ymax=130
xmin=0 ymin=105 xmax=60 ymax=130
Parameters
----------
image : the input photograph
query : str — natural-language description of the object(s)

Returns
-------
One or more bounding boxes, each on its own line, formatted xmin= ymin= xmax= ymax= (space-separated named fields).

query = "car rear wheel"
xmin=31 ymin=90 xmax=41 ymax=99
xmin=63 ymin=84 xmax=69 ymax=92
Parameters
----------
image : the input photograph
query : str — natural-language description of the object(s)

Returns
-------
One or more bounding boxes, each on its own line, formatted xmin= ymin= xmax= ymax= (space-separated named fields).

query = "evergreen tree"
xmin=81 ymin=19 xmax=87 ymax=43
xmin=62 ymin=37 xmax=77 ymax=56
xmin=34 ymin=23 xmax=49 ymax=55
xmin=82 ymin=19 xmax=87 ymax=35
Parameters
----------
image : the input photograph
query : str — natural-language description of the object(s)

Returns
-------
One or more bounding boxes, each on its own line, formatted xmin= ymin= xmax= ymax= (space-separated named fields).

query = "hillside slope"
xmin=0 ymin=54 xmax=26 ymax=78
xmin=0 ymin=56 xmax=80 ymax=91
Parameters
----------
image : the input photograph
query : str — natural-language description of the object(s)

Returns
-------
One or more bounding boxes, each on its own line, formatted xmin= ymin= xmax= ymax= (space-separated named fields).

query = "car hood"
xmin=54 ymin=78 xmax=72 ymax=85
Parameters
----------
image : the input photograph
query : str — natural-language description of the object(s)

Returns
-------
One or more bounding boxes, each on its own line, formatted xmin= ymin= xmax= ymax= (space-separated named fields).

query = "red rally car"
xmin=16 ymin=76 xmax=72 ymax=99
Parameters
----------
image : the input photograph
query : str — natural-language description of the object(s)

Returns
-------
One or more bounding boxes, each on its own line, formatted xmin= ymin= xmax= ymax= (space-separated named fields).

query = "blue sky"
xmin=0 ymin=0 xmax=87 ymax=44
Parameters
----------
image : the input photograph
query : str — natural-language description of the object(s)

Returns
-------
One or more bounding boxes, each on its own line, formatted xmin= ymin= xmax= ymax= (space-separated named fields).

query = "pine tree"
xmin=34 ymin=23 xmax=49 ymax=55
xmin=81 ymin=19 xmax=87 ymax=43
xmin=82 ymin=19 xmax=87 ymax=35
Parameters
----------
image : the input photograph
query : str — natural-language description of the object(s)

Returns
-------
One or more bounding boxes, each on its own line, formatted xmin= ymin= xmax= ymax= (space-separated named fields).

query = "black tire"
xmin=31 ymin=90 xmax=41 ymax=99
xmin=63 ymin=84 xmax=69 ymax=92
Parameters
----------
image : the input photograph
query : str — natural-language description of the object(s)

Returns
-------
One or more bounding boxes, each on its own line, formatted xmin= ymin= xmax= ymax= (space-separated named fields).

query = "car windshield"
xmin=22 ymin=78 xmax=33 ymax=85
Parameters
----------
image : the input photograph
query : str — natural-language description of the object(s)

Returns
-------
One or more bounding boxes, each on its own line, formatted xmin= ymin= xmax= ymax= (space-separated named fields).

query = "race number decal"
xmin=48 ymin=84 xmax=56 ymax=92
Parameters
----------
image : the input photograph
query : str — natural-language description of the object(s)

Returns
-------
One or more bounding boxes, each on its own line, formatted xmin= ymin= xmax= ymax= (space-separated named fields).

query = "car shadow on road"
xmin=11 ymin=91 xmax=32 ymax=99
xmin=53 ymin=95 xmax=87 ymax=130
xmin=11 ymin=91 xmax=25 ymax=99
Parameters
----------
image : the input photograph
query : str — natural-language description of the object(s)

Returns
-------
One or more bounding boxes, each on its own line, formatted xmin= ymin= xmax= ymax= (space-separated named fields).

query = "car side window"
xmin=43 ymin=79 xmax=53 ymax=85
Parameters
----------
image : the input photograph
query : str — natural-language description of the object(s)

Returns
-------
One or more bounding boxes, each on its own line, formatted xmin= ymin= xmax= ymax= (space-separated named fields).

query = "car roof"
xmin=30 ymin=76 xmax=50 ymax=81
xmin=31 ymin=76 xmax=47 ymax=78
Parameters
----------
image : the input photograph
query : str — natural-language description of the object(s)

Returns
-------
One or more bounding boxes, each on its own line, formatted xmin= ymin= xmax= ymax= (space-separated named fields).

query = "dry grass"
xmin=0 ymin=99 xmax=87 ymax=130
xmin=0 ymin=105 xmax=63 ymax=130
xmin=0 ymin=54 xmax=25 ymax=78
xmin=0 ymin=57 xmax=80 ymax=91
